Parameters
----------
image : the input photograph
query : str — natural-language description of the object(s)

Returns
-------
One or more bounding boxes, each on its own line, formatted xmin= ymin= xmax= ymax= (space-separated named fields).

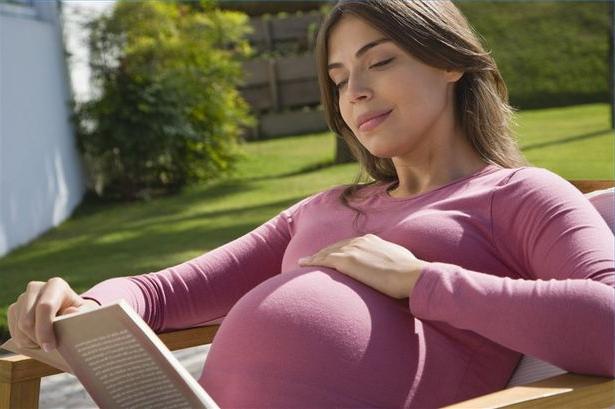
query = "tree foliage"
xmin=73 ymin=0 xmax=254 ymax=200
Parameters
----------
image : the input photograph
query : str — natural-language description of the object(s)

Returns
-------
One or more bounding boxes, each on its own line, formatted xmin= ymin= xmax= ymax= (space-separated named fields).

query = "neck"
xmin=388 ymin=129 xmax=487 ymax=199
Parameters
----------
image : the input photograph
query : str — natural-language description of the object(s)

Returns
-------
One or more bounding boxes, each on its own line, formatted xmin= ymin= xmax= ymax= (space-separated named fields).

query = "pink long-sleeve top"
xmin=81 ymin=164 xmax=615 ymax=408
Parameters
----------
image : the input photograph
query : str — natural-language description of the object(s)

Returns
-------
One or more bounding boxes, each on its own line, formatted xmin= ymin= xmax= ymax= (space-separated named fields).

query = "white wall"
xmin=61 ymin=0 xmax=115 ymax=103
xmin=0 ymin=1 xmax=86 ymax=257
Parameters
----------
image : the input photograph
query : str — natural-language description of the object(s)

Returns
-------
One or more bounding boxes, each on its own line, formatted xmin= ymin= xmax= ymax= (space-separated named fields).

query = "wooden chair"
xmin=1 ymin=180 xmax=613 ymax=409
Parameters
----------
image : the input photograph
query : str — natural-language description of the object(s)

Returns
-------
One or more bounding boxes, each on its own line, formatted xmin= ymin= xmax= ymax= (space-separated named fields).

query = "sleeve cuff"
xmin=80 ymin=296 xmax=102 ymax=306
xmin=408 ymin=262 xmax=439 ymax=318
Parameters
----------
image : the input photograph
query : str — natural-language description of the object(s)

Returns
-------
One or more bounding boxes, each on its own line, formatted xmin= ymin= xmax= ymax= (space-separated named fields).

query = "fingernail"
xmin=41 ymin=343 xmax=54 ymax=352
xmin=298 ymin=257 xmax=309 ymax=264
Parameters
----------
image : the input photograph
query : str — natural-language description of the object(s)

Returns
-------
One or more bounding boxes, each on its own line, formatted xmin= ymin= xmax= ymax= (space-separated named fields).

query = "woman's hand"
xmin=298 ymin=234 xmax=427 ymax=299
xmin=7 ymin=277 xmax=100 ymax=352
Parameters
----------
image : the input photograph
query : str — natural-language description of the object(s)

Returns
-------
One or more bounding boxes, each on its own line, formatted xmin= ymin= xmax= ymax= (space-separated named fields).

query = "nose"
xmin=345 ymin=74 xmax=373 ymax=104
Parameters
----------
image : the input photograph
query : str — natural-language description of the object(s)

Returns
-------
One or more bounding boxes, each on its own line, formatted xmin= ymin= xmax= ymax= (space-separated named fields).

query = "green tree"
xmin=73 ymin=0 xmax=254 ymax=200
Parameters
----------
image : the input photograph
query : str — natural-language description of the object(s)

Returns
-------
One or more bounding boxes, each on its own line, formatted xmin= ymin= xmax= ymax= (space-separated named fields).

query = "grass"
xmin=515 ymin=103 xmax=613 ymax=177
xmin=0 ymin=102 xmax=613 ymax=342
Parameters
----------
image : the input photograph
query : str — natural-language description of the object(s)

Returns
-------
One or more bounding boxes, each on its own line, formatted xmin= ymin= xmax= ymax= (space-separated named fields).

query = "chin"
xmin=359 ymin=132 xmax=411 ymax=159
xmin=364 ymin=145 xmax=399 ymax=159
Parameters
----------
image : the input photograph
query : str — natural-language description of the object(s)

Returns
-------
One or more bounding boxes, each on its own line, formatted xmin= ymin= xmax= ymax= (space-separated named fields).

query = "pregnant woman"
xmin=7 ymin=1 xmax=614 ymax=407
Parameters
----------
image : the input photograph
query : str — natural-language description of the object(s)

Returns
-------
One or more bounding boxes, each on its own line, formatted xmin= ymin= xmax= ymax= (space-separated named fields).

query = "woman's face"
xmin=327 ymin=15 xmax=462 ymax=159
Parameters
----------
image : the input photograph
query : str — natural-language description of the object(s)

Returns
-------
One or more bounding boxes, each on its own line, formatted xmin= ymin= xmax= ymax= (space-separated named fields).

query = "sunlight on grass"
xmin=515 ymin=103 xmax=613 ymax=178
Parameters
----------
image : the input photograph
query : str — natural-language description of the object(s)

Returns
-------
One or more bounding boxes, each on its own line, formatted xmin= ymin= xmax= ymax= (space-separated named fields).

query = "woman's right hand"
xmin=7 ymin=277 xmax=100 ymax=352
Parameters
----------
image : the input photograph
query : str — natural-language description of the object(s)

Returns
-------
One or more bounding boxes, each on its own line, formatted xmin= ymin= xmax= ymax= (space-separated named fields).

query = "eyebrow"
xmin=327 ymin=38 xmax=391 ymax=71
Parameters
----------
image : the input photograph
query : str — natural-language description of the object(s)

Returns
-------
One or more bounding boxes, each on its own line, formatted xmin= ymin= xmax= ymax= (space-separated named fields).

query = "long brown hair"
xmin=315 ymin=0 xmax=528 ymax=208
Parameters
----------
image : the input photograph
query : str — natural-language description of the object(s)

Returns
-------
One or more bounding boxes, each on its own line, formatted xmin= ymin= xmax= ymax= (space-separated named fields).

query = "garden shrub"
xmin=73 ymin=0 xmax=255 ymax=200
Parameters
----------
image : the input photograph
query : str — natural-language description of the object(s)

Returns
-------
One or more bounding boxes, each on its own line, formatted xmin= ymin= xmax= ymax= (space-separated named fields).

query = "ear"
xmin=444 ymin=69 xmax=464 ymax=83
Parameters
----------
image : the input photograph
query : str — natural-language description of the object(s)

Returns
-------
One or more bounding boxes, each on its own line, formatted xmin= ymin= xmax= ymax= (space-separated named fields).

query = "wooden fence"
xmin=238 ymin=12 xmax=328 ymax=139
xmin=219 ymin=1 xmax=328 ymax=17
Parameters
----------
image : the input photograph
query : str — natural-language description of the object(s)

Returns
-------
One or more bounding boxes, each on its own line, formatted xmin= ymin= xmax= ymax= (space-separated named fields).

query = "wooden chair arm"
xmin=569 ymin=179 xmax=614 ymax=193
xmin=157 ymin=324 xmax=220 ymax=351
xmin=444 ymin=373 xmax=615 ymax=408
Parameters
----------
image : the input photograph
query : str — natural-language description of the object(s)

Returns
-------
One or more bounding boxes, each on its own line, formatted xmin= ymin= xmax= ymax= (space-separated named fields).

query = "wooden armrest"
xmin=157 ymin=324 xmax=219 ymax=351
xmin=569 ymin=179 xmax=614 ymax=193
xmin=443 ymin=373 xmax=615 ymax=408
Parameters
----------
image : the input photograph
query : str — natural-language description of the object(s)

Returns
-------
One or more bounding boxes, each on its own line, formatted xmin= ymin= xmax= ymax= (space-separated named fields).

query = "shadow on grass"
xmin=521 ymin=129 xmax=610 ymax=152
xmin=71 ymin=179 xmax=256 ymax=221
xmin=0 ymin=180 xmax=263 ymax=268
xmin=111 ymin=196 xmax=304 ymax=232
xmin=238 ymin=159 xmax=338 ymax=182
xmin=70 ymin=155 xmax=339 ymax=226
xmin=0 ymin=196 xmax=305 ymax=276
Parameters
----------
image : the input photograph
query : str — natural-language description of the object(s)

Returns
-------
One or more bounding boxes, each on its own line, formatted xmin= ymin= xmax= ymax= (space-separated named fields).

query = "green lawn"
xmin=0 ymin=103 xmax=613 ymax=341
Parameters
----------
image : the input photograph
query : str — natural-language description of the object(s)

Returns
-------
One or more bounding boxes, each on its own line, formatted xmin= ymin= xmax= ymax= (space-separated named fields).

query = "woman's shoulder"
xmin=489 ymin=166 xmax=588 ymax=209
xmin=493 ymin=166 xmax=578 ymax=193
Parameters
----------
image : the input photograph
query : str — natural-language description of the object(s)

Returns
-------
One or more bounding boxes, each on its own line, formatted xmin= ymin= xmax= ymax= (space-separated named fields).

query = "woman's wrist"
xmin=398 ymin=259 xmax=428 ymax=299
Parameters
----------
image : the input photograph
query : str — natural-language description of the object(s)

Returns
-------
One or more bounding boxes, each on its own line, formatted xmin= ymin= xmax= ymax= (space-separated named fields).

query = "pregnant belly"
xmin=198 ymin=268 xmax=467 ymax=408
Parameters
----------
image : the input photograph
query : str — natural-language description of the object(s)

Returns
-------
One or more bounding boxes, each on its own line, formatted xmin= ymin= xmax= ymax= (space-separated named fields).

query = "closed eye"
xmin=334 ymin=57 xmax=395 ymax=90
xmin=369 ymin=57 xmax=395 ymax=69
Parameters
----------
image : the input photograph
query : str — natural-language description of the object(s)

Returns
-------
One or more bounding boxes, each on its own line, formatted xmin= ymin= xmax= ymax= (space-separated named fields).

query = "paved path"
xmin=39 ymin=345 xmax=211 ymax=408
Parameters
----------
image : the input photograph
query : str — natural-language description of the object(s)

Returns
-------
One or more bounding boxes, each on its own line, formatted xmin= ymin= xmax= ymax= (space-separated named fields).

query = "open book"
xmin=1 ymin=300 xmax=219 ymax=409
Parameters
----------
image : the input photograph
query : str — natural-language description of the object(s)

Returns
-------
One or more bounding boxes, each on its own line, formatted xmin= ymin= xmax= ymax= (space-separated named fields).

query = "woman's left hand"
xmin=298 ymin=234 xmax=427 ymax=299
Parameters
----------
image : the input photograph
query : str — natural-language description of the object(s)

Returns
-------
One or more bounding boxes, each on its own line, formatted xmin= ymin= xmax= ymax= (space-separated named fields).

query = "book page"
xmin=1 ymin=338 xmax=72 ymax=373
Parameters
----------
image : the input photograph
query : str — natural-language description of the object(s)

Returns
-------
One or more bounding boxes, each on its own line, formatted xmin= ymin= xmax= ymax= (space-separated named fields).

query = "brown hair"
xmin=315 ymin=0 xmax=528 ymax=209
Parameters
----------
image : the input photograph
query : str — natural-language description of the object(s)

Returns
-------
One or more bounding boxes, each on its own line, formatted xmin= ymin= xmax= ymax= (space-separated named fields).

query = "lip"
xmin=357 ymin=109 xmax=393 ymax=132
